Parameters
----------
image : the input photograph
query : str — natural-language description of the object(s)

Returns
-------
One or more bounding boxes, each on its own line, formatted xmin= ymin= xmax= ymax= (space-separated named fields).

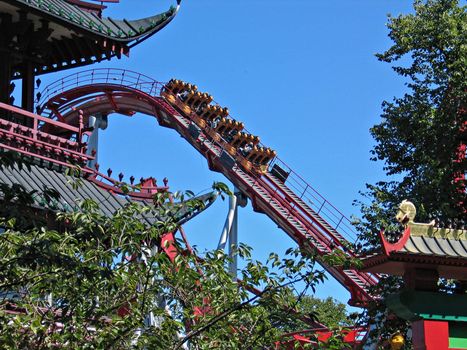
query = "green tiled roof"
xmin=0 ymin=161 xmax=217 ymax=225
xmin=8 ymin=0 xmax=178 ymax=42
xmin=0 ymin=0 xmax=180 ymax=77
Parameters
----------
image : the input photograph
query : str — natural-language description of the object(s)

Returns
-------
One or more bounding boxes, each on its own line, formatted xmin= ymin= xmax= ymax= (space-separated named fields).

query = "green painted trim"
xmin=449 ymin=337 xmax=467 ymax=348
xmin=449 ymin=323 xmax=467 ymax=349
xmin=386 ymin=290 xmax=467 ymax=322
xmin=418 ymin=314 xmax=467 ymax=322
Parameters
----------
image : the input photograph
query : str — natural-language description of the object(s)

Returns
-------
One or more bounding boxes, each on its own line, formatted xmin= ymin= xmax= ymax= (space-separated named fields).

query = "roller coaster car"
xmin=197 ymin=104 xmax=215 ymax=119
xmin=164 ymin=79 xmax=197 ymax=95
xmin=161 ymin=90 xmax=192 ymax=115
xmin=206 ymin=128 xmax=221 ymax=142
xmin=179 ymin=90 xmax=195 ymax=103
xmin=215 ymin=118 xmax=239 ymax=134
xmin=200 ymin=105 xmax=228 ymax=122
xmin=191 ymin=114 xmax=207 ymax=129
xmin=217 ymin=121 xmax=244 ymax=156
xmin=233 ymin=121 xmax=244 ymax=131
xmin=164 ymin=79 xmax=181 ymax=94
xmin=221 ymin=107 xmax=229 ymax=118
xmin=162 ymin=80 xmax=184 ymax=103
xmin=180 ymin=103 xmax=192 ymax=115
xmin=230 ymin=132 xmax=259 ymax=148
xmin=198 ymin=92 xmax=213 ymax=106
xmin=163 ymin=78 xmax=178 ymax=92
xmin=245 ymin=145 xmax=261 ymax=162
xmin=186 ymin=92 xmax=213 ymax=112
xmin=162 ymin=79 xmax=277 ymax=173
xmin=260 ymin=148 xmax=277 ymax=165
xmin=246 ymin=146 xmax=276 ymax=167
xmin=161 ymin=90 xmax=177 ymax=104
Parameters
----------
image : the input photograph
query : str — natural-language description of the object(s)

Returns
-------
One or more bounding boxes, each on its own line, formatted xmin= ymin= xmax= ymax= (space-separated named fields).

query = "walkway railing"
xmin=268 ymin=157 xmax=358 ymax=245
xmin=38 ymin=68 xmax=165 ymax=108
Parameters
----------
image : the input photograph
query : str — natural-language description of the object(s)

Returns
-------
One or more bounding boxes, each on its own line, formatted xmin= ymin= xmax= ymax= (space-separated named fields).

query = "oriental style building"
xmin=0 ymin=0 xmax=217 ymax=265
xmin=0 ymin=0 xmax=187 ymax=198
xmin=0 ymin=0 xmax=222 ymax=334
xmin=362 ymin=200 xmax=467 ymax=350
xmin=0 ymin=0 xmax=178 ymax=115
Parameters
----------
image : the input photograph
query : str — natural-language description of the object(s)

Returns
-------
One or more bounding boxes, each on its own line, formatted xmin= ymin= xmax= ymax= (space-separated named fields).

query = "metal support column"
xmin=86 ymin=113 xmax=108 ymax=168
xmin=218 ymin=192 xmax=238 ymax=251
xmin=228 ymin=194 xmax=238 ymax=278
xmin=218 ymin=187 xmax=243 ymax=279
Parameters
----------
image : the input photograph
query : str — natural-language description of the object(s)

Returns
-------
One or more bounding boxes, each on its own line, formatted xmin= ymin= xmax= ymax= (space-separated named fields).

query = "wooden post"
xmin=0 ymin=51 xmax=12 ymax=106
xmin=21 ymin=61 xmax=35 ymax=114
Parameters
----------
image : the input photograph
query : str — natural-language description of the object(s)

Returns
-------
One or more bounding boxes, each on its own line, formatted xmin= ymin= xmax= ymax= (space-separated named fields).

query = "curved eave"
xmin=361 ymin=251 xmax=467 ymax=280
xmin=7 ymin=0 xmax=179 ymax=43
xmin=124 ymin=8 xmax=180 ymax=47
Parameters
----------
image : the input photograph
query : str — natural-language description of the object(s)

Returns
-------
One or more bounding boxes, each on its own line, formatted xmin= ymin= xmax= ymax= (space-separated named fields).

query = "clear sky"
xmin=40 ymin=1 xmax=415 ymax=307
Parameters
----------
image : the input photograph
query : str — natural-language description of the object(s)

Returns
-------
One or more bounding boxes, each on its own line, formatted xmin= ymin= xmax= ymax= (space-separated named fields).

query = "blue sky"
xmin=40 ymin=1 xmax=415 ymax=307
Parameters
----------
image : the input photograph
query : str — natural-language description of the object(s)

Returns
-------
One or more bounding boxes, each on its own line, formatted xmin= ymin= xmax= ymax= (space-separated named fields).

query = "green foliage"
xmin=211 ymin=181 xmax=232 ymax=200
xmin=354 ymin=0 xmax=466 ymax=347
xmin=296 ymin=296 xmax=351 ymax=329
xmin=276 ymin=295 xmax=357 ymax=349
xmin=355 ymin=0 xmax=466 ymax=246
xmin=0 ymin=164 xmax=344 ymax=349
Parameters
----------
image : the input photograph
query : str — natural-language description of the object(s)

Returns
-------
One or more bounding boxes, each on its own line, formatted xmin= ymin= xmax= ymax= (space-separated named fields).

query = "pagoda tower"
xmin=362 ymin=200 xmax=467 ymax=350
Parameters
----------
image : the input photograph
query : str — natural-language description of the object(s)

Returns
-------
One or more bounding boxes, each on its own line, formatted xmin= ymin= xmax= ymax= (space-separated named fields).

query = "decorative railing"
xmin=0 ymin=102 xmax=92 ymax=167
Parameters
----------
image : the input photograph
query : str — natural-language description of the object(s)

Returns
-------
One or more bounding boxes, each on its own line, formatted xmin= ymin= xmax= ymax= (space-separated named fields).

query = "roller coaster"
xmin=0 ymin=0 xmax=462 ymax=347
xmin=36 ymin=68 xmax=379 ymax=309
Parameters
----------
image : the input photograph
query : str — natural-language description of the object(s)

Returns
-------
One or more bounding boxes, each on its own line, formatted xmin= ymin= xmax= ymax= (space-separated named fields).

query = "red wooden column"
xmin=412 ymin=320 xmax=449 ymax=350
xmin=21 ymin=61 xmax=34 ymax=114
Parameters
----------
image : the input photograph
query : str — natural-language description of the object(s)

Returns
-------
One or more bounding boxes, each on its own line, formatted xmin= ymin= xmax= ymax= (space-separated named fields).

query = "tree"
xmin=356 ymin=0 xmax=466 ymax=247
xmin=0 ymin=155 xmax=340 ymax=349
xmin=354 ymin=0 xmax=466 ymax=347
xmin=296 ymin=296 xmax=351 ymax=330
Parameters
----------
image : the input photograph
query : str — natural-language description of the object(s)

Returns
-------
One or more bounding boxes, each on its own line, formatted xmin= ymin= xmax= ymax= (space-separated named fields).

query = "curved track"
xmin=39 ymin=68 xmax=378 ymax=306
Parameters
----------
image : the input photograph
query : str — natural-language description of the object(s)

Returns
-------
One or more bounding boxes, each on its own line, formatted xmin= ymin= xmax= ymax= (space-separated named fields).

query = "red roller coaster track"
xmin=37 ymin=68 xmax=379 ymax=307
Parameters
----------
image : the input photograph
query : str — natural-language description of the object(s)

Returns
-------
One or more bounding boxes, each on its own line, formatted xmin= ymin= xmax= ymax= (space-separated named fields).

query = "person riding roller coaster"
xmin=162 ymin=79 xmax=277 ymax=169
xmin=231 ymin=132 xmax=260 ymax=149
xmin=165 ymin=79 xmax=197 ymax=95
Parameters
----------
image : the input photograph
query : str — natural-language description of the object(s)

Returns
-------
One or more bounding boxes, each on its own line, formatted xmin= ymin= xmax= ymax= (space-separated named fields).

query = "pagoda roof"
xmin=380 ymin=223 xmax=466 ymax=259
xmin=361 ymin=200 xmax=467 ymax=281
xmin=0 ymin=160 xmax=217 ymax=226
xmin=6 ymin=0 xmax=178 ymax=42
xmin=0 ymin=0 xmax=180 ymax=77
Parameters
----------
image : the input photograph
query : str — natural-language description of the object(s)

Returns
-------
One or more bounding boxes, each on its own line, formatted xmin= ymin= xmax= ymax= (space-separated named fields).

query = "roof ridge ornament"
xmin=380 ymin=200 xmax=467 ymax=255
xmin=395 ymin=200 xmax=417 ymax=225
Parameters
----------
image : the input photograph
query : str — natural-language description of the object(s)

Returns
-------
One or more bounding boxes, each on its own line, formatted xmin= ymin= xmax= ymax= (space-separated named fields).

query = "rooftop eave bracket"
xmin=380 ymin=226 xmax=411 ymax=256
